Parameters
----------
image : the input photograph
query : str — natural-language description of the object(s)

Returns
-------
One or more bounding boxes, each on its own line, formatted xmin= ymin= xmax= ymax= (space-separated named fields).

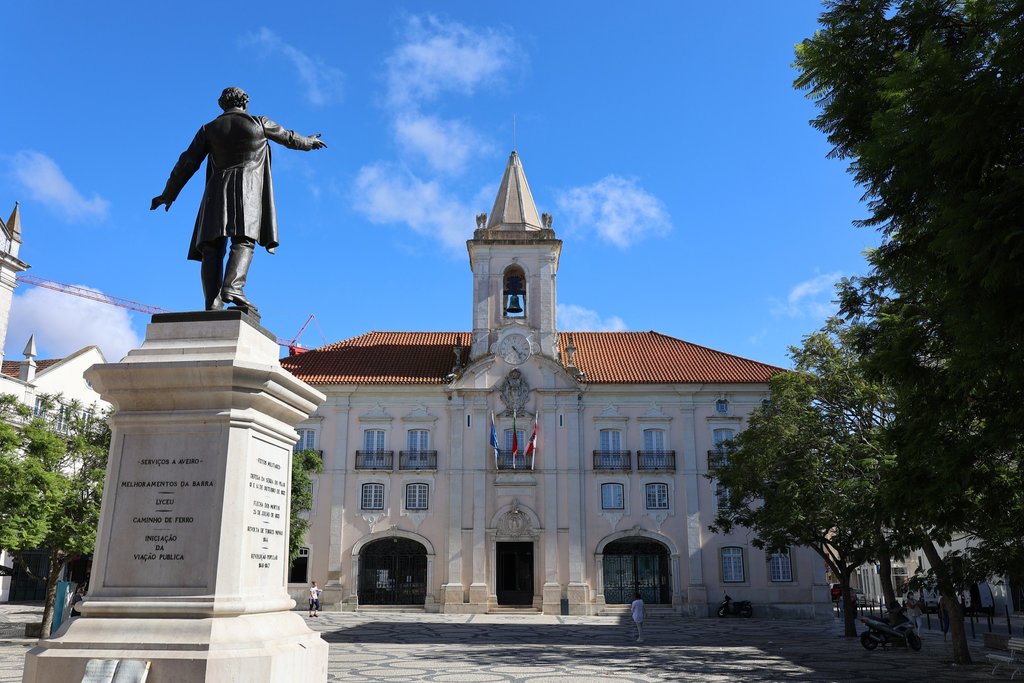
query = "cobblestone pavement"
xmin=0 ymin=603 xmax=1016 ymax=682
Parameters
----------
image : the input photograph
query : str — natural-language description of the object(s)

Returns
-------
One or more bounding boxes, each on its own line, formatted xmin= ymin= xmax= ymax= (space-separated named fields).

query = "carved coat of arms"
xmin=498 ymin=369 xmax=530 ymax=417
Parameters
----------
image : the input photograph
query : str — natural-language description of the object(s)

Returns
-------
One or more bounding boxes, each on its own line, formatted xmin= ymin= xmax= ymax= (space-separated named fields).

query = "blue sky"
xmin=2 ymin=1 xmax=874 ymax=368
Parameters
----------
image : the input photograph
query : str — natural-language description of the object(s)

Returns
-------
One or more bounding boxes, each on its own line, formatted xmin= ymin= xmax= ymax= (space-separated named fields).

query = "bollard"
xmin=1007 ymin=605 xmax=1013 ymax=636
xmin=970 ymin=612 xmax=976 ymax=639
xmin=987 ymin=612 xmax=993 ymax=633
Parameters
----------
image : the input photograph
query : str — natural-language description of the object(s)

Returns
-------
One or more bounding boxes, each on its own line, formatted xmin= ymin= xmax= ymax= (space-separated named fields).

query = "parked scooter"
xmin=717 ymin=594 xmax=753 ymax=618
xmin=859 ymin=606 xmax=922 ymax=651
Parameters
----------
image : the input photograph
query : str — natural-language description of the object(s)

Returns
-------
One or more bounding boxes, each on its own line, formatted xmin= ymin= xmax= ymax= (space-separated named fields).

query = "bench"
xmin=988 ymin=637 xmax=1024 ymax=680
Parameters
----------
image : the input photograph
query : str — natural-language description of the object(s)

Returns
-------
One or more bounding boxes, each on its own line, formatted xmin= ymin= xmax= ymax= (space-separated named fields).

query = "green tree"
xmin=0 ymin=394 xmax=108 ymax=636
xmin=289 ymin=448 xmax=323 ymax=567
xmin=710 ymin=319 xmax=893 ymax=637
xmin=794 ymin=0 xmax=1024 ymax=663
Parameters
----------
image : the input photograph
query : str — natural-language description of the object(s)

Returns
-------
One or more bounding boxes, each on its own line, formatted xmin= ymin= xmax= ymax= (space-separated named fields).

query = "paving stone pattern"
xmin=0 ymin=604 xmax=1014 ymax=682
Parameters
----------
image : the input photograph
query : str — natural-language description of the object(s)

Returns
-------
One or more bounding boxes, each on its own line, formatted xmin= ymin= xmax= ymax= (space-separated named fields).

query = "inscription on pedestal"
xmin=245 ymin=440 xmax=290 ymax=584
xmin=106 ymin=433 xmax=217 ymax=588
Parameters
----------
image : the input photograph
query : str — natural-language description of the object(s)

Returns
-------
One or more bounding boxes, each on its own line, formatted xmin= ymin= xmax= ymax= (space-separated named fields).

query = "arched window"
xmin=645 ymin=483 xmax=669 ymax=510
xmin=601 ymin=483 xmax=624 ymax=510
xmin=721 ymin=547 xmax=745 ymax=583
xmin=361 ymin=483 xmax=385 ymax=510
xmin=503 ymin=265 xmax=526 ymax=318
xmin=405 ymin=483 xmax=429 ymax=511
xmin=769 ymin=549 xmax=793 ymax=582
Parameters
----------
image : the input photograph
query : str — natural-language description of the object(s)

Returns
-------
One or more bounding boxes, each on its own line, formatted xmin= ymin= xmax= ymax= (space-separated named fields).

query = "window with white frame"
xmin=599 ymin=429 xmax=622 ymax=451
xmin=713 ymin=482 xmax=731 ymax=513
xmin=643 ymin=428 xmax=665 ymax=451
xmin=361 ymin=483 xmax=385 ymax=510
xmin=769 ymin=549 xmax=793 ymax=582
xmin=601 ymin=483 xmax=624 ymax=510
xmin=364 ymin=429 xmax=386 ymax=451
xmin=645 ymin=482 xmax=669 ymax=510
xmin=721 ymin=546 xmax=745 ymax=583
xmin=405 ymin=483 xmax=429 ymax=510
xmin=713 ymin=428 xmax=735 ymax=448
xmin=294 ymin=429 xmax=316 ymax=452
xmin=504 ymin=429 xmax=526 ymax=451
xmin=407 ymin=429 xmax=429 ymax=451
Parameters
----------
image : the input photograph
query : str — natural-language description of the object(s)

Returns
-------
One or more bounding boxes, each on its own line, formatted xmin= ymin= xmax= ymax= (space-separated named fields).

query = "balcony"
xmin=495 ymin=449 xmax=535 ymax=470
xmin=399 ymin=450 xmax=438 ymax=470
xmin=707 ymin=450 xmax=730 ymax=471
xmin=593 ymin=450 xmax=631 ymax=471
xmin=637 ymin=450 xmax=676 ymax=471
xmin=355 ymin=450 xmax=394 ymax=471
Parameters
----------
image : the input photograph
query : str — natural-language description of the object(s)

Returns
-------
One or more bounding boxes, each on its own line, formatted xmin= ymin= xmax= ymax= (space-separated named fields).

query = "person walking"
xmin=631 ymin=591 xmax=646 ymax=643
xmin=309 ymin=581 xmax=322 ymax=618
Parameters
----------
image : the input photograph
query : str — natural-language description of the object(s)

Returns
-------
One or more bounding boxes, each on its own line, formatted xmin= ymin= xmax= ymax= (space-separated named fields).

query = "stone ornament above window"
xmin=498 ymin=369 xmax=530 ymax=417
xmin=497 ymin=499 xmax=536 ymax=538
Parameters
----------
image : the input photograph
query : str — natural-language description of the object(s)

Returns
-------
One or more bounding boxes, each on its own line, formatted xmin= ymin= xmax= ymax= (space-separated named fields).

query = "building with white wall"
xmin=282 ymin=153 xmax=830 ymax=617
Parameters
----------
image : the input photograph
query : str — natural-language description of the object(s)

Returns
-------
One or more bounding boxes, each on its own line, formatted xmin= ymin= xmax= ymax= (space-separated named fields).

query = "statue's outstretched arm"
xmin=261 ymin=117 xmax=328 ymax=151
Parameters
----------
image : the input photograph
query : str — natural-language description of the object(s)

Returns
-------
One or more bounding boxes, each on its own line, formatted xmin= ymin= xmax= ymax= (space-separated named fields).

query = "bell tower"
xmin=0 ymin=203 xmax=28 ymax=363
xmin=467 ymin=152 xmax=562 ymax=360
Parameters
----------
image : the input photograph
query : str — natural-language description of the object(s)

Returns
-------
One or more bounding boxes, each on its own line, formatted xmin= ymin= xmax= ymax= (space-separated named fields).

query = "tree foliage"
xmin=0 ymin=394 xmax=108 ymax=635
xmin=289 ymin=448 xmax=323 ymax=566
xmin=710 ymin=319 xmax=893 ymax=636
xmin=795 ymin=0 xmax=1024 ymax=663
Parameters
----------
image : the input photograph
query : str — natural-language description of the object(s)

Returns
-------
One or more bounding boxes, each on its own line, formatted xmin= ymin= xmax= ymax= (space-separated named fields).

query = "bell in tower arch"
xmin=503 ymin=266 xmax=526 ymax=318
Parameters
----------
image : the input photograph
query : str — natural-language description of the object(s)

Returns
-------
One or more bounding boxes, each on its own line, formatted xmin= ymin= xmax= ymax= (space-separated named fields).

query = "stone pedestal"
xmin=23 ymin=311 xmax=328 ymax=683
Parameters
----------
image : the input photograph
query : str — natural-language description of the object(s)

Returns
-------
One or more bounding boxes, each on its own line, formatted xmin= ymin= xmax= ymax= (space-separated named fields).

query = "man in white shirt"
xmin=631 ymin=592 xmax=646 ymax=643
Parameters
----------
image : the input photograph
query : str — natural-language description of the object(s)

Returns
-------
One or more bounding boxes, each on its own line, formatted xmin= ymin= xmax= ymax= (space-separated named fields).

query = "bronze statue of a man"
xmin=151 ymin=87 xmax=327 ymax=314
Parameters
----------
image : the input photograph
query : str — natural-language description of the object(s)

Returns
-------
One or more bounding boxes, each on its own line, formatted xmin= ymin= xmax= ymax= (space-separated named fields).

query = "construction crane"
xmin=15 ymin=273 xmax=320 ymax=353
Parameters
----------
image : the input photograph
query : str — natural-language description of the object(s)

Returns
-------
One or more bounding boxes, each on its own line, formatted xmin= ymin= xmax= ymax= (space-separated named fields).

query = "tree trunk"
xmin=840 ymin=571 xmax=858 ymax=637
xmin=38 ymin=550 xmax=65 ymax=638
xmin=877 ymin=554 xmax=897 ymax=612
xmin=922 ymin=540 xmax=972 ymax=664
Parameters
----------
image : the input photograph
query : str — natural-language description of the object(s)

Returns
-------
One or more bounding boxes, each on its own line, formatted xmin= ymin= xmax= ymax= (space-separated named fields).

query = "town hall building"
xmin=282 ymin=152 xmax=831 ymax=617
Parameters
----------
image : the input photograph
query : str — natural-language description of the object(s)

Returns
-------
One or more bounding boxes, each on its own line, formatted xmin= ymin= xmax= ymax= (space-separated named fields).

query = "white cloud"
xmin=557 ymin=304 xmax=627 ymax=332
xmin=6 ymin=286 xmax=141 ymax=362
xmin=7 ymin=151 xmax=110 ymax=222
xmin=353 ymin=162 xmax=474 ymax=252
xmin=556 ymin=176 xmax=671 ymax=248
xmin=386 ymin=15 xmax=517 ymax=108
xmin=246 ymin=28 xmax=344 ymax=106
xmin=394 ymin=114 xmax=493 ymax=174
xmin=770 ymin=272 xmax=843 ymax=318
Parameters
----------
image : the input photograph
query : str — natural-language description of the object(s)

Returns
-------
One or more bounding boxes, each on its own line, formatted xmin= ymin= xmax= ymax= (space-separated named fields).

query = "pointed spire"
xmin=23 ymin=334 xmax=37 ymax=359
xmin=486 ymin=151 xmax=542 ymax=231
xmin=7 ymin=202 xmax=21 ymax=243
xmin=19 ymin=334 xmax=37 ymax=383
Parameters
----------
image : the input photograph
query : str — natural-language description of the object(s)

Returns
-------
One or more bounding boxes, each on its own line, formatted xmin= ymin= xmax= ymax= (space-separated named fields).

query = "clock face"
xmin=499 ymin=333 xmax=531 ymax=365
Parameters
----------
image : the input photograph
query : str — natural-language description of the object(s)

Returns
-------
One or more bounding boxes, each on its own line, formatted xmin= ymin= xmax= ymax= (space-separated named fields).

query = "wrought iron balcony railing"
xmin=399 ymin=450 xmax=438 ymax=470
xmin=707 ymin=450 xmax=730 ymax=471
xmin=593 ymin=450 xmax=632 ymax=471
xmin=636 ymin=450 xmax=676 ymax=471
xmin=494 ymin=449 xmax=535 ymax=470
xmin=355 ymin=450 xmax=394 ymax=470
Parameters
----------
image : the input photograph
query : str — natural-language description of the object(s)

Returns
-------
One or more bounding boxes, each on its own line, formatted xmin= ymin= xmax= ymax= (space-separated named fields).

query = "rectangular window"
xmin=405 ymin=483 xmax=429 ymax=510
xmin=599 ymin=429 xmax=622 ymax=451
xmin=643 ymin=429 xmax=665 ymax=451
xmin=769 ymin=550 xmax=793 ymax=582
xmin=407 ymin=429 xmax=429 ymax=451
xmin=504 ymin=429 xmax=526 ymax=452
xmin=713 ymin=482 xmax=730 ymax=513
xmin=361 ymin=483 xmax=385 ymax=510
xmin=294 ymin=429 xmax=316 ymax=452
xmin=601 ymin=483 xmax=624 ymax=510
xmin=645 ymin=483 xmax=669 ymax=510
xmin=364 ymin=429 xmax=385 ymax=451
xmin=721 ymin=547 xmax=745 ymax=583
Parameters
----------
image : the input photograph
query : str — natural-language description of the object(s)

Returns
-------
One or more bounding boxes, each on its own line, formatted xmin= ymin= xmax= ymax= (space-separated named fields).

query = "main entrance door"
xmin=495 ymin=541 xmax=533 ymax=605
xmin=602 ymin=537 xmax=671 ymax=604
xmin=358 ymin=538 xmax=427 ymax=605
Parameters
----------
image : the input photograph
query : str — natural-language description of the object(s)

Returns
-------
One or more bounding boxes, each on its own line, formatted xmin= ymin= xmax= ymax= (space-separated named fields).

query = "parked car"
xmin=921 ymin=589 xmax=940 ymax=613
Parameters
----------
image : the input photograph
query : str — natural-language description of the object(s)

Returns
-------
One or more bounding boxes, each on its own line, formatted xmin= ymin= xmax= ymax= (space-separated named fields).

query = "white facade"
xmin=284 ymin=154 xmax=831 ymax=617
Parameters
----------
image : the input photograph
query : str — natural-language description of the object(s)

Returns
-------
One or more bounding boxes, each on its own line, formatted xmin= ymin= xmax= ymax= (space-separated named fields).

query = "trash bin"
xmin=560 ymin=598 xmax=569 ymax=615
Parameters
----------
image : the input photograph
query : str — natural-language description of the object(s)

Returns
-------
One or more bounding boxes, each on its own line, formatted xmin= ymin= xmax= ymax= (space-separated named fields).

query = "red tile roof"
xmin=281 ymin=331 xmax=783 ymax=386
xmin=1 ymin=358 xmax=62 ymax=379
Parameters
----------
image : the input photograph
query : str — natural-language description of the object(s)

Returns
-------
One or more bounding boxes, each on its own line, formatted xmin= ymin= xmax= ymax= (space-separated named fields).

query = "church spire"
xmin=486 ymin=151 xmax=542 ymax=231
xmin=7 ymin=202 xmax=21 ymax=243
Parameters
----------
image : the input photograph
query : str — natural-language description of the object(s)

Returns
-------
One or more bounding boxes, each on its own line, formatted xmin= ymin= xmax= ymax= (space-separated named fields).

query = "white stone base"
xmin=23 ymin=612 xmax=327 ymax=683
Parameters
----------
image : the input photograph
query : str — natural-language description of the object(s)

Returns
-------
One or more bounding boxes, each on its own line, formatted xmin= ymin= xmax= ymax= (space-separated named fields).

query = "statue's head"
xmin=218 ymin=87 xmax=249 ymax=111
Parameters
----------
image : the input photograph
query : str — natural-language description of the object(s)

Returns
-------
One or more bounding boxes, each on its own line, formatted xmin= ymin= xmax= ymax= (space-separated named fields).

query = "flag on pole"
xmin=489 ymin=412 xmax=500 ymax=469
xmin=511 ymin=411 xmax=519 ymax=469
xmin=524 ymin=412 xmax=538 ymax=470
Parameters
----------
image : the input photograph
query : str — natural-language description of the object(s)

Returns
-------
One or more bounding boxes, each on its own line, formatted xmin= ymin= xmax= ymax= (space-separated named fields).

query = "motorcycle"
xmin=717 ymin=594 xmax=753 ymax=618
xmin=859 ymin=607 xmax=922 ymax=651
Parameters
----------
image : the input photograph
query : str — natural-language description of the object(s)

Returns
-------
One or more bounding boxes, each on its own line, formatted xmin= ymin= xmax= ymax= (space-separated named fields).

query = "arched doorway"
xmin=602 ymin=537 xmax=671 ymax=605
xmin=358 ymin=537 xmax=427 ymax=605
